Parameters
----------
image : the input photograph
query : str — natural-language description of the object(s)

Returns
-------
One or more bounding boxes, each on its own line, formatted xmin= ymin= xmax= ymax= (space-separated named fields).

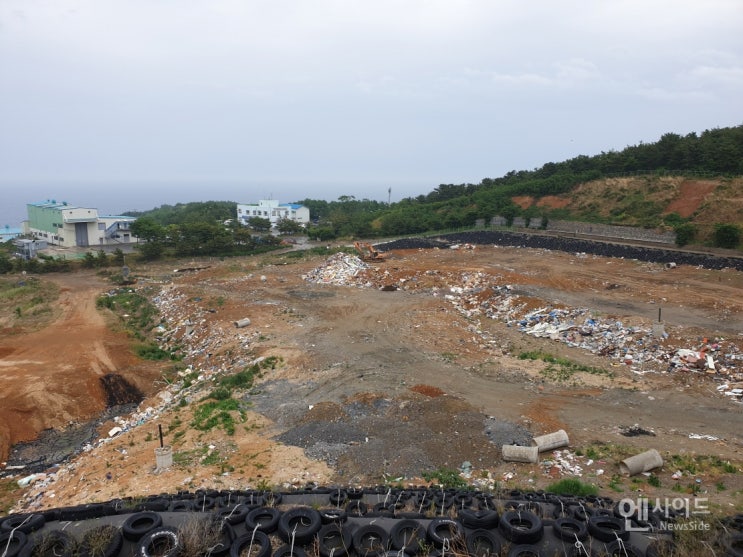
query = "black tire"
xmin=59 ymin=503 xmax=116 ymax=521
xmin=645 ymin=539 xmax=676 ymax=557
xmin=0 ymin=531 xmax=28 ymax=557
xmin=570 ymin=505 xmax=593 ymax=522
xmin=216 ymin=504 xmax=251 ymax=526
xmin=587 ymin=516 xmax=628 ymax=543
xmin=1 ymin=514 xmax=45 ymax=534
xmin=278 ymin=507 xmax=322 ymax=545
xmin=347 ymin=488 xmax=364 ymax=500
xmin=345 ymin=500 xmax=368 ymax=517
xmin=261 ymin=492 xmax=283 ymax=507
xmin=135 ymin=498 xmax=170 ymax=512
xmin=459 ymin=509 xmax=499 ymax=530
xmin=246 ymin=507 xmax=281 ymax=534
xmin=601 ymin=540 xmax=644 ymax=557
xmin=724 ymin=534 xmax=743 ymax=557
xmin=79 ymin=525 xmax=123 ymax=557
xmin=169 ymin=500 xmax=195 ymax=512
xmin=499 ymin=510 xmax=544 ymax=544
xmin=123 ymin=511 xmax=163 ymax=542
xmin=192 ymin=495 xmax=217 ymax=511
xmin=507 ymin=545 xmax=544 ymax=557
xmin=230 ymin=532 xmax=272 ymax=557
xmin=389 ymin=519 xmax=424 ymax=554
xmin=329 ymin=489 xmax=348 ymax=507
xmin=427 ymin=517 xmax=463 ymax=548
xmin=352 ymin=524 xmax=389 ymax=557
xmin=273 ymin=545 xmax=307 ymax=557
xmin=316 ymin=523 xmax=352 ymax=557
xmin=318 ymin=508 xmax=347 ymax=524
xmin=20 ymin=530 xmax=78 ymax=557
xmin=136 ymin=526 xmax=180 ymax=557
xmin=465 ymin=529 xmax=502 ymax=557
xmin=206 ymin=520 xmax=236 ymax=557
xmin=552 ymin=517 xmax=588 ymax=542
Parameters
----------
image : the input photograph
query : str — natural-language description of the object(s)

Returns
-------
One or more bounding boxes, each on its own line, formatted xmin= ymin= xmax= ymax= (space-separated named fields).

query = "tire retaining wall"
xmin=2 ymin=488 xmax=739 ymax=556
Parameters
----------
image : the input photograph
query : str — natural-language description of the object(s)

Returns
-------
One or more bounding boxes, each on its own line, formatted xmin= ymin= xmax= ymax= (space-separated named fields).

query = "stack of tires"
xmin=2 ymin=487 xmax=734 ymax=556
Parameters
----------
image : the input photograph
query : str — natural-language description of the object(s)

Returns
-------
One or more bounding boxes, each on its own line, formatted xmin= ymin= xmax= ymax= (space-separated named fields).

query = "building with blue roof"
xmin=0 ymin=225 xmax=22 ymax=242
xmin=236 ymin=199 xmax=310 ymax=229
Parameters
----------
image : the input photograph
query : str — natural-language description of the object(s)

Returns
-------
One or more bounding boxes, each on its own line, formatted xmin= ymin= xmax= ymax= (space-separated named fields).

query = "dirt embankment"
xmin=3 ymin=239 xmax=743 ymax=514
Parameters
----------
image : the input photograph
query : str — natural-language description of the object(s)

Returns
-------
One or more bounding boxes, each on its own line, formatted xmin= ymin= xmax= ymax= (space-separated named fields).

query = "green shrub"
xmin=546 ymin=478 xmax=598 ymax=496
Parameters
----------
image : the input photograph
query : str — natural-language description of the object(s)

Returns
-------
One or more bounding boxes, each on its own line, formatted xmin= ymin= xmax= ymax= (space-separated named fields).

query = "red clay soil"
xmin=664 ymin=180 xmax=718 ymax=217
xmin=0 ymin=272 xmax=164 ymax=463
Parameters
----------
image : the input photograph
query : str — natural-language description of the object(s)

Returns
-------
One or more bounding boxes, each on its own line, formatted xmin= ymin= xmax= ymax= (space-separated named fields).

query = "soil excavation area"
xmin=2 ymin=240 xmax=743 ymax=514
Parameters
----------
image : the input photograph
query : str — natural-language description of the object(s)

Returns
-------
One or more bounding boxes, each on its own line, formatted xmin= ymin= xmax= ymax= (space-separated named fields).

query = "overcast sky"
xmin=1 ymin=0 xmax=741 ymax=220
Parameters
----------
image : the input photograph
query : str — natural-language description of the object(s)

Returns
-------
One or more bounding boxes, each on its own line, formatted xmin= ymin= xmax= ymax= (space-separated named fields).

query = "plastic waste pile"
xmin=306 ymin=255 xmax=743 ymax=400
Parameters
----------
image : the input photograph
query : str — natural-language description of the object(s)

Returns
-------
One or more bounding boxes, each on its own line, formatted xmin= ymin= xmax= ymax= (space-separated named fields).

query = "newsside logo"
xmin=617 ymin=497 xmax=711 ymax=532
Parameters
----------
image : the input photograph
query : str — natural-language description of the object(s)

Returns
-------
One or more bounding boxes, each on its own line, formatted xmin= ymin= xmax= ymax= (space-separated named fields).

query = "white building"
xmin=23 ymin=200 xmax=137 ymax=248
xmin=236 ymin=199 xmax=310 ymax=228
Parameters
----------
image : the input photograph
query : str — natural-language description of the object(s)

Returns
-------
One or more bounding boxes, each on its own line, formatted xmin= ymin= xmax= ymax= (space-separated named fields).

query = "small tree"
xmin=82 ymin=252 xmax=96 ymax=268
xmin=247 ymin=217 xmax=271 ymax=232
xmin=276 ymin=218 xmax=303 ymax=235
xmin=674 ymin=223 xmax=697 ymax=247
xmin=713 ymin=223 xmax=741 ymax=249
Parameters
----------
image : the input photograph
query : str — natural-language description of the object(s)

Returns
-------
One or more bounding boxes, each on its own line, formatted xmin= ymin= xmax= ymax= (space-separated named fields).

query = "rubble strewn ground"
xmin=2 ymin=236 xmax=743 ymax=514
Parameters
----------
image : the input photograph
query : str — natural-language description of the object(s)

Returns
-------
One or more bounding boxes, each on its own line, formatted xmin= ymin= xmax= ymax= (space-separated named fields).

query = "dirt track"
xmin=3 ymin=238 xmax=743 ymax=514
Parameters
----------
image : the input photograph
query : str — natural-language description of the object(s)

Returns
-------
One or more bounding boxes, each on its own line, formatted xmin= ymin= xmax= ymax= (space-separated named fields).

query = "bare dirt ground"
xmin=2 ymin=241 xmax=743 ymax=515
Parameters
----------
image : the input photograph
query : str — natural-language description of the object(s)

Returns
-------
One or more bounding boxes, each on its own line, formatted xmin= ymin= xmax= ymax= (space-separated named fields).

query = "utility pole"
xmin=387 ymin=187 xmax=391 ymax=205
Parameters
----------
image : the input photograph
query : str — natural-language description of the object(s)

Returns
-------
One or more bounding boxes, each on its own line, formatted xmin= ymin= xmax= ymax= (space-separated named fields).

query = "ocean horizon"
xmin=0 ymin=179 xmax=423 ymax=229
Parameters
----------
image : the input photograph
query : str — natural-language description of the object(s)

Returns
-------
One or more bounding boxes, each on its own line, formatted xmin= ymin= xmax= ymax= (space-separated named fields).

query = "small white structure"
xmin=23 ymin=200 xmax=137 ymax=248
xmin=236 ymin=199 xmax=310 ymax=229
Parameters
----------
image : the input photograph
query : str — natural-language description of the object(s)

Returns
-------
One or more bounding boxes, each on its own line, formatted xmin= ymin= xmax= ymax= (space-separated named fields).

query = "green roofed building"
xmin=24 ymin=199 xmax=137 ymax=248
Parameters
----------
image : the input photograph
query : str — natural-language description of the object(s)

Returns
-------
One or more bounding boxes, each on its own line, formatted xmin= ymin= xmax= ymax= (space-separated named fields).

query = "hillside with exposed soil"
xmin=513 ymin=176 xmax=743 ymax=242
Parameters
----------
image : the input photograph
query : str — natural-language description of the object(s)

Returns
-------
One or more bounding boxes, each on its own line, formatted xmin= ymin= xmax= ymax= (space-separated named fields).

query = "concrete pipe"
xmin=155 ymin=446 xmax=173 ymax=470
xmin=234 ymin=318 xmax=251 ymax=328
xmin=502 ymin=445 xmax=539 ymax=463
xmin=531 ymin=429 xmax=569 ymax=452
xmin=619 ymin=449 xmax=663 ymax=476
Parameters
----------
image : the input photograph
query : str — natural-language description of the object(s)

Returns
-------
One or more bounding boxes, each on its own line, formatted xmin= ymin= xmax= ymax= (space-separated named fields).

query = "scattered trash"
xmin=620 ymin=424 xmax=656 ymax=437
xmin=688 ymin=433 xmax=720 ymax=441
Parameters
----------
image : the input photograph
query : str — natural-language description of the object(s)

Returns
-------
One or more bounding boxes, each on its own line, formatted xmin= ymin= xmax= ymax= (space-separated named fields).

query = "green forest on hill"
xmin=2 ymin=125 xmax=742 ymax=270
